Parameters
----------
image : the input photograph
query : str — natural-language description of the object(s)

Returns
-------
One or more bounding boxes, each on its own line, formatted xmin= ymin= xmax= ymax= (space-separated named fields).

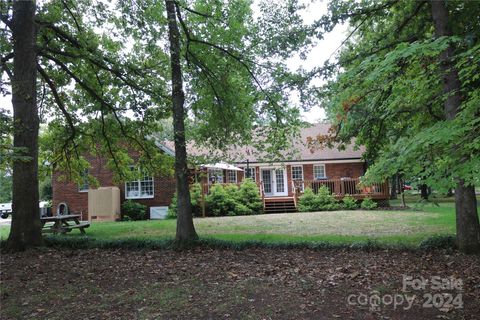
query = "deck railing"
xmin=260 ymin=181 xmax=265 ymax=208
xmin=195 ymin=178 xmax=389 ymax=200
xmin=294 ymin=178 xmax=389 ymax=199
xmin=291 ymin=180 xmax=298 ymax=207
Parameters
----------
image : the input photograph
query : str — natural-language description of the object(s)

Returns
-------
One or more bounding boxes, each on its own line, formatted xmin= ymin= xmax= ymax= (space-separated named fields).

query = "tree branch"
xmin=40 ymin=46 xmax=168 ymax=101
xmin=0 ymin=59 xmax=13 ymax=80
xmin=99 ymin=110 xmax=124 ymax=180
xmin=39 ymin=52 xmax=152 ymax=159
xmin=1 ymin=52 xmax=13 ymax=62
xmin=60 ymin=0 xmax=82 ymax=32
xmin=36 ymin=63 xmax=78 ymax=151
xmin=175 ymin=1 xmax=213 ymax=19
xmin=0 ymin=14 xmax=11 ymax=28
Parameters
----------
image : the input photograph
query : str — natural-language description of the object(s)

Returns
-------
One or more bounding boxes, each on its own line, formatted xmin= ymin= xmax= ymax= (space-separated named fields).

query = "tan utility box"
xmin=88 ymin=187 xmax=121 ymax=221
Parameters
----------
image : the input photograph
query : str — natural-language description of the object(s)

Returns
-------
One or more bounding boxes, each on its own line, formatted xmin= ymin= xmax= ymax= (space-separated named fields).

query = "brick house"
xmin=52 ymin=153 xmax=177 ymax=220
xmin=52 ymin=123 xmax=388 ymax=218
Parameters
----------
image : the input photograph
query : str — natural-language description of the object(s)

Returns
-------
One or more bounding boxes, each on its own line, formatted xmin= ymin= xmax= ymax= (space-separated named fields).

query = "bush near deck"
xmin=298 ymin=186 xmax=382 ymax=212
xmin=168 ymin=179 xmax=262 ymax=218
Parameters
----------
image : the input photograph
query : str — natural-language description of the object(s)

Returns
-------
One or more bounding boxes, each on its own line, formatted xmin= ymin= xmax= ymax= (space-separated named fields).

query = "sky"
xmin=0 ymin=0 xmax=347 ymax=123
xmin=286 ymin=1 xmax=347 ymax=122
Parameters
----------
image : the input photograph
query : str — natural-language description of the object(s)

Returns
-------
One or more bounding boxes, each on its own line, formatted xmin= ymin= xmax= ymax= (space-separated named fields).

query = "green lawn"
xmin=2 ymin=199 xmax=476 ymax=247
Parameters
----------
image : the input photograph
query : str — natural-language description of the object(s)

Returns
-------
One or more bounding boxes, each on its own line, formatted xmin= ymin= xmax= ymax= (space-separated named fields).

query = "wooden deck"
xmin=269 ymin=178 xmax=389 ymax=213
xmin=197 ymin=178 xmax=389 ymax=214
xmin=295 ymin=179 xmax=389 ymax=199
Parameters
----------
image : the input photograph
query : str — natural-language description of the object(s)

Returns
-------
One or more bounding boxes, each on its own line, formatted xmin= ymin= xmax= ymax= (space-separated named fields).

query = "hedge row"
xmin=0 ymin=235 xmax=457 ymax=252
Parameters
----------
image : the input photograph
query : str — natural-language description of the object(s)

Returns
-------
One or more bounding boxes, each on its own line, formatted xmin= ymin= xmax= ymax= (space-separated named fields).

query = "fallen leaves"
xmin=0 ymin=248 xmax=479 ymax=319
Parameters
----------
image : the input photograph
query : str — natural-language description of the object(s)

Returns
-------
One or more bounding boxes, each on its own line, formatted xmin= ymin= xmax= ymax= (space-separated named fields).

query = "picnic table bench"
xmin=41 ymin=214 xmax=90 ymax=235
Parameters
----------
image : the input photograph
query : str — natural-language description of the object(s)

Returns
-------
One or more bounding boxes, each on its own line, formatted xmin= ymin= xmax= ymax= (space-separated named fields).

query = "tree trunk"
xmin=390 ymin=174 xmax=397 ymax=200
xmin=431 ymin=0 xmax=480 ymax=253
xmin=419 ymin=184 xmax=429 ymax=200
xmin=455 ymin=182 xmax=480 ymax=253
xmin=5 ymin=0 xmax=43 ymax=251
xmin=165 ymin=0 xmax=198 ymax=242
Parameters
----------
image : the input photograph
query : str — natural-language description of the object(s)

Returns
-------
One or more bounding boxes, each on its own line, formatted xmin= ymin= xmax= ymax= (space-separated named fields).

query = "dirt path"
xmin=1 ymin=248 xmax=479 ymax=319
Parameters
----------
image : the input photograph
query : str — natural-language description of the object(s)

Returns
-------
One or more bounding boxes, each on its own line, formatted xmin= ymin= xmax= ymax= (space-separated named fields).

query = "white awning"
xmin=201 ymin=162 xmax=244 ymax=171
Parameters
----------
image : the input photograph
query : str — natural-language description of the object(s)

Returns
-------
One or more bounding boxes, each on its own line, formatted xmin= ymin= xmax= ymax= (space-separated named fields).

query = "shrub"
xmin=167 ymin=192 xmax=178 ymax=218
xmin=121 ymin=200 xmax=147 ymax=220
xmin=360 ymin=197 xmax=378 ymax=210
xmin=298 ymin=188 xmax=318 ymax=212
xmin=298 ymin=186 xmax=340 ymax=212
xmin=234 ymin=203 xmax=252 ymax=216
xmin=169 ymin=180 xmax=262 ymax=217
xmin=190 ymin=183 xmax=203 ymax=216
xmin=419 ymin=235 xmax=456 ymax=250
xmin=237 ymin=178 xmax=263 ymax=214
xmin=168 ymin=183 xmax=204 ymax=218
xmin=205 ymin=184 xmax=238 ymax=216
xmin=342 ymin=195 xmax=358 ymax=210
xmin=316 ymin=186 xmax=341 ymax=210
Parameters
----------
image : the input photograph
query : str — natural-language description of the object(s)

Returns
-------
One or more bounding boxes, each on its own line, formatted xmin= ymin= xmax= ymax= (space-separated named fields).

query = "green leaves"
xmin=319 ymin=1 xmax=480 ymax=191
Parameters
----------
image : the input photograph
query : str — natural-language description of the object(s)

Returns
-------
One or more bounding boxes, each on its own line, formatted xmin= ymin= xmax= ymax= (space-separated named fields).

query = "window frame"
xmin=244 ymin=167 xmax=256 ymax=182
xmin=208 ymin=169 xmax=224 ymax=184
xmin=226 ymin=170 xmax=237 ymax=183
xmin=125 ymin=167 xmax=155 ymax=199
xmin=291 ymin=165 xmax=304 ymax=191
xmin=313 ymin=164 xmax=327 ymax=180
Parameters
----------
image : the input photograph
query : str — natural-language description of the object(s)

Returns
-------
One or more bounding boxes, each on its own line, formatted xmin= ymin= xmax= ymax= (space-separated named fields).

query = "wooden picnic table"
xmin=41 ymin=214 xmax=90 ymax=235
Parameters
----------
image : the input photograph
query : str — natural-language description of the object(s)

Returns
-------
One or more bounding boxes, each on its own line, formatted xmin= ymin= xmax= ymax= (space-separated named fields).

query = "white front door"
xmin=261 ymin=168 xmax=288 ymax=196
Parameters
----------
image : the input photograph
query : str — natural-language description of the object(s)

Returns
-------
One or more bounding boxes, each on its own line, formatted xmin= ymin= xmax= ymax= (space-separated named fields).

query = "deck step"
xmin=263 ymin=197 xmax=297 ymax=213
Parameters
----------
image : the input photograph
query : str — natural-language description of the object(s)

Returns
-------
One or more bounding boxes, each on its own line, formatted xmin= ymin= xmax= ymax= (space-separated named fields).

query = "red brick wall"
xmin=284 ymin=163 xmax=364 ymax=196
xmin=325 ymin=163 xmax=364 ymax=179
xmin=119 ymin=177 xmax=176 ymax=212
xmin=52 ymin=154 xmax=114 ymax=220
xmin=256 ymin=166 xmax=262 ymax=183
xmin=52 ymin=154 xmax=176 ymax=220
xmin=303 ymin=164 xmax=314 ymax=180
xmin=237 ymin=170 xmax=244 ymax=182
xmin=296 ymin=163 xmax=364 ymax=181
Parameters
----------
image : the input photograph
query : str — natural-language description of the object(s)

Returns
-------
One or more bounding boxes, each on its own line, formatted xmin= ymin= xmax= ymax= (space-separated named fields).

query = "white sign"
xmin=150 ymin=206 xmax=169 ymax=220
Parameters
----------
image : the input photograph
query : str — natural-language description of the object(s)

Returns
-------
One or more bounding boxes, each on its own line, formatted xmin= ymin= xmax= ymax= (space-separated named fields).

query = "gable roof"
xmin=160 ymin=123 xmax=364 ymax=164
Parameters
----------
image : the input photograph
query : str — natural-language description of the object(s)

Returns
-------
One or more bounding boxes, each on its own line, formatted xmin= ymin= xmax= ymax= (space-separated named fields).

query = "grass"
xmin=2 ymin=195 xmax=477 ymax=248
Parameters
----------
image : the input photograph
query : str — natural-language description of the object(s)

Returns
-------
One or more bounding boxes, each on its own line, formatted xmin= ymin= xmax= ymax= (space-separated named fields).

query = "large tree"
xmin=430 ymin=0 xmax=480 ymax=253
xmin=4 ymin=0 xmax=42 ymax=250
xmin=314 ymin=0 xmax=480 ymax=253
xmin=1 ymin=0 xmax=173 ymax=250
xmin=165 ymin=0 xmax=197 ymax=241
xmin=120 ymin=0 xmax=310 ymax=241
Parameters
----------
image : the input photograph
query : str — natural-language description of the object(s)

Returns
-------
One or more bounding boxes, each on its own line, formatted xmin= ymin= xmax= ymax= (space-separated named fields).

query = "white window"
xmin=291 ymin=166 xmax=303 ymax=180
xmin=226 ymin=170 xmax=237 ymax=183
xmin=313 ymin=164 xmax=326 ymax=180
xmin=125 ymin=167 xmax=154 ymax=199
xmin=208 ymin=169 xmax=223 ymax=184
xmin=244 ymin=167 xmax=256 ymax=182
xmin=78 ymin=168 xmax=89 ymax=192
xmin=291 ymin=165 xmax=304 ymax=191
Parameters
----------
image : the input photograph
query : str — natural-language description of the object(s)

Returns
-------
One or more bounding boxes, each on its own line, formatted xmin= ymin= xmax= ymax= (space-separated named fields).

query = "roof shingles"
xmin=162 ymin=123 xmax=363 ymax=164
